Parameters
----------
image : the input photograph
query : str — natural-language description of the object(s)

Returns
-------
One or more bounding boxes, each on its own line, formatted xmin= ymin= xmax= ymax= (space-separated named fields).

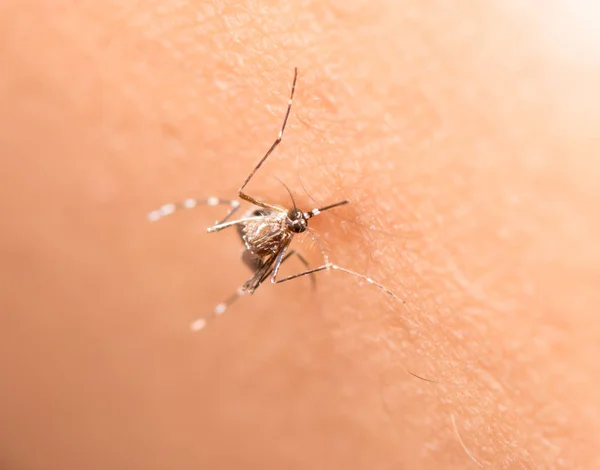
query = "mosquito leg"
xmin=259 ymin=250 xmax=316 ymax=289
xmin=291 ymin=252 xmax=317 ymax=290
xmin=326 ymin=264 xmax=403 ymax=302
xmin=190 ymin=286 xmax=246 ymax=331
xmin=238 ymin=67 xmax=298 ymax=208
xmin=271 ymin=264 xmax=328 ymax=283
xmin=269 ymin=243 xmax=290 ymax=283
xmin=276 ymin=229 xmax=401 ymax=301
xmin=306 ymin=228 xmax=396 ymax=294
xmin=206 ymin=215 xmax=264 ymax=233
xmin=190 ymin=248 xmax=313 ymax=332
xmin=259 ymin=251 xmax=294 ymax=283
xmin=148 ymin=197 xmax=241 ymax=225
xmin=272 ymin=263 xmax=403 ymax=302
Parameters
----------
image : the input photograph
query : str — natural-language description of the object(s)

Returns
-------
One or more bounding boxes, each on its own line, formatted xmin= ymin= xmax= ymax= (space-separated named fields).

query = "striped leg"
xmin=147 ymin=197 xmax=241 ymax=225
xmin=270 ymin=228 xmax=404 ymax=303
xmin=190 ymin=250 xmax=315 ymax=332
xmin=271 ymin=263 xmax=401 ymax=302
xmin=190 ymin=286 xmax=246 ymax=332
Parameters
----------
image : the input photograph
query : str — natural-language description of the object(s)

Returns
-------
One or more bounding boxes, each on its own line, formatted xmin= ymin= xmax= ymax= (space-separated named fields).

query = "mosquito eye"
xmin=286 ymin=214 xmax=306 ymax=233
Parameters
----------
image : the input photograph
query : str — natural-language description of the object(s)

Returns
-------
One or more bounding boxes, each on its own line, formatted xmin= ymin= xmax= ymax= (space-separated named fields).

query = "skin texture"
xmin=1 ymin=0 xmax=600 ymax=469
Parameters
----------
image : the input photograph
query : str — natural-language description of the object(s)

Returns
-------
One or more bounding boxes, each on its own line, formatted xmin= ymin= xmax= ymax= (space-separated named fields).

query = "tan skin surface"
xmin=1 ymin=1 xmax=600 ymax=469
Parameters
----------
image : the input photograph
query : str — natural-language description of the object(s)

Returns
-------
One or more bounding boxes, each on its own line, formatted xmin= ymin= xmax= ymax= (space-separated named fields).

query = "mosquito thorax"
xmin=285 ymin=208 xmax=308 ymax=233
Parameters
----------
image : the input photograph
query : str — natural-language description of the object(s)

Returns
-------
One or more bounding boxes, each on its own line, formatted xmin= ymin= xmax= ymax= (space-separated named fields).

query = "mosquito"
xmin=148 ymin=67 xmax=401 ymax=331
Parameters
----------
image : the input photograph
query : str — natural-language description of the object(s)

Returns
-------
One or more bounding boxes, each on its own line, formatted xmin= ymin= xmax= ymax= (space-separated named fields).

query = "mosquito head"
xmin=286 ymin=207 xmax=308 ymax=233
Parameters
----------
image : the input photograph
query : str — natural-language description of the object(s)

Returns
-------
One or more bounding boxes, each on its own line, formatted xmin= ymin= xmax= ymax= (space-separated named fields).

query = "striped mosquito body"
xmin=148 ymin=67 xmax=402 ymax=331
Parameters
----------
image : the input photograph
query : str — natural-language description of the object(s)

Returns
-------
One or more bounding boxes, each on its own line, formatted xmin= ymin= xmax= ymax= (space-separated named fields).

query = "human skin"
xmin=1 ymin=0 xmax=600 ymax=469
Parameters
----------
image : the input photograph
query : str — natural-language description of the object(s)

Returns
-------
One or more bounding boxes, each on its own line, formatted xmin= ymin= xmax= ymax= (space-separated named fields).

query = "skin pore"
xmin=1 ymin=1 xmax=600 ymax=469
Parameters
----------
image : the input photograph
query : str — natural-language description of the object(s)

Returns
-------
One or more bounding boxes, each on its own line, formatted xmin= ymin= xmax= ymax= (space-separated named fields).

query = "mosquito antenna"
xmin=298 ymin=177 xmax=350 ymax=217
xmin=275 ymin=176 xmax=297 ymax=209
xmin=299 ymin=176 xmax=349 ymax=217
xmin=299 ymin=176 xmax=319 ymax=207
xmin=276 ymin=171 xmax=347 ymax=218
